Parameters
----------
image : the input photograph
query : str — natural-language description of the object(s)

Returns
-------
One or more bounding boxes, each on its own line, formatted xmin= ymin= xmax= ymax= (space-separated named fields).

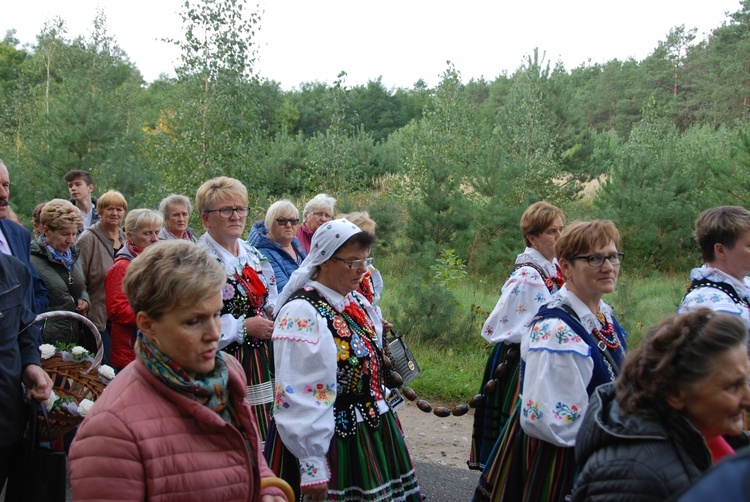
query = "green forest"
xmin=3 ymin=0 xmax=750 ymax=348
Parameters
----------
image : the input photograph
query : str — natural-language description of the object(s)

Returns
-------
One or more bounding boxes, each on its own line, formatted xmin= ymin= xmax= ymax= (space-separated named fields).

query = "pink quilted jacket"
xmin=69 ymin=355 xmax=286 ymax=501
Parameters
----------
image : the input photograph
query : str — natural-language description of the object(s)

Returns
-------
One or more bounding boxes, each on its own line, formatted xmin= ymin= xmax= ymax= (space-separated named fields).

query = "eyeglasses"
xmin=330 ymin=256 xmax=374 ymax=269
xmin=312 ymin=211 xmax=332 ymax=219
xmin=275 ymin=218 xmax=299 ymax=226
xmin=204 ymin=206 xmax=249 ymax=219
xmin=571 ymin=252 xmax=624 ymax=267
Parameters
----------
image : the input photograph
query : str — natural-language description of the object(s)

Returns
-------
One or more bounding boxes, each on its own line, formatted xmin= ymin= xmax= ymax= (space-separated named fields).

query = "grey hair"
xmin=159 ymin=194 xmax=193 ymax=218
xmin=265 ymin=200 xmax=300 ymax=229
xmin=302 ymin=193 xmax=336 ymax=218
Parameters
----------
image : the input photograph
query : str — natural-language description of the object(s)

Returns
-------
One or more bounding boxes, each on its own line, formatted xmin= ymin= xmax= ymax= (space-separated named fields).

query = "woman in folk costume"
xmin=469 ymin=201 xmax=565 ymax=471
xmin=196 ymin=177 xmax=278 ymax=440
xmin=679 ymin=205 xmax=750 ymax=328
xmin=265 ymin=218 xmax=422 ymax=501
xmin=474 ymin=220 xmax=627 ymax=502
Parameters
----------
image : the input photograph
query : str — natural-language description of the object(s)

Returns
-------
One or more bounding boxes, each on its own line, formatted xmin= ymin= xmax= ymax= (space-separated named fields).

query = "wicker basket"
xmin=36 ymin=311 xmax=106 ymax=441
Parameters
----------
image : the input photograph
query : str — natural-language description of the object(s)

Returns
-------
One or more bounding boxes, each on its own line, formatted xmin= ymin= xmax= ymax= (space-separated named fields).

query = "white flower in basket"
xmin=44 ymin=390 xmax=59 ymax=410
xmin=98 ymin=365 xmax=116 ymax=382
xmin=39 ymin=344 xmax=56 ymax=360
xmin=62 ymin=345 xmax=92 ymax=363
xmin=77 ymin=399 xmax=95 ymax=416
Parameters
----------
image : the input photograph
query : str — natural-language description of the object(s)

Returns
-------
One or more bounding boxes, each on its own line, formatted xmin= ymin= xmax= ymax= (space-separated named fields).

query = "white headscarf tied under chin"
xmin=274 ymin=218 xmax=362 ymax=316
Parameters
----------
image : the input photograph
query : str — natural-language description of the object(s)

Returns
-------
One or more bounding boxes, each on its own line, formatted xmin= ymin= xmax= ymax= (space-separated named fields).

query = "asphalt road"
xmin=415 ymin=460 xmax=481 ymax=501
xmin=1 ymin=463 xmax=480 ymax=501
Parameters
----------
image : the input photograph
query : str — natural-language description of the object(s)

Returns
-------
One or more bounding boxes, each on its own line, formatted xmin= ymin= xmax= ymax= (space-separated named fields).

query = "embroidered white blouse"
xmin=481 ymin=248 xmax=559 ymax=344
xmin=519 ymin=286 xmax=617 ymax=448
xmin=199 ymin=233 xmax=278 ymax=349
xmin=679 ymin=265 xmax=750 ymax=329
xmin=272 ymin=280 xmax=385 ymax=487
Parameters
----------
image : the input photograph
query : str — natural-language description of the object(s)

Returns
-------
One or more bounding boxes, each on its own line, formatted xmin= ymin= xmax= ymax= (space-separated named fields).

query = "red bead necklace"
xmin=592 ymin=312 xmax=619 ymax=350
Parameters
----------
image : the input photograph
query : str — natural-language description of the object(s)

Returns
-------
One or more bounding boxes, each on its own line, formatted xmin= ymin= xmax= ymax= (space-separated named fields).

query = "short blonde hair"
xmin=33 ymin=201 xmax=48 ymax=227
xmin=195 ymin=177 xmax=248 ymax=215
xmin=265 ymin=200 xmax=299 ymax=229
xmin=98 ymin=190 xmax=128 ymax=211
xmin=339 ymin=211 xmax=376 ymax=235
xmin=40 ymin=199 xmax=83 ymax=231
xmin=520 ymin=201 xmax=564 ymax=247
xmin=556 ymin=220 xmax=620 ymax=262
xmin=123 ymin=240 xmax=226 ymax=319
xmin=124 ymin=209 xmax=163 ymax=235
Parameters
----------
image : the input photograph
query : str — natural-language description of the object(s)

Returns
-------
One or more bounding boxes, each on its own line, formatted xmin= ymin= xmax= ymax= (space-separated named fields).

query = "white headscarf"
xmin=274 ymin=218 xmax=362 ymax=315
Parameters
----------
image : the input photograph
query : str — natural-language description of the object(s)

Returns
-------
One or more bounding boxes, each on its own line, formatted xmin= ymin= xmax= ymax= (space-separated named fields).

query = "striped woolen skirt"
xmin=226 ymin=340 xmax=274 ymax=442
xmin=473 ymin=401 xmax=577 ymax=502
xmin=265 ymin=410 xmax=422 ymax=501
xmin=468 ymin=342 xmax=521 ymax=471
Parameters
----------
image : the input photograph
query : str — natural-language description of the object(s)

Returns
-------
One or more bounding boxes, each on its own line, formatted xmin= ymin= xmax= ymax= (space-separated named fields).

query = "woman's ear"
xmin=136 ymin=311 xmax=156 ymax=340
xmin=559 ymin=258 xmax=573 ymax=280
xmin=666 ymin=387 xmax=688 ymax=411
xmin=527 ymin=234 xmax=537 ymax=250
xmin=714 ymin=242 xmax=727 ymax=262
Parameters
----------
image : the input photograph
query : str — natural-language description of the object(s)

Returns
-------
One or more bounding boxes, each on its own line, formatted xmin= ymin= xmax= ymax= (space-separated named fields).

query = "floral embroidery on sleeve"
xmin=554 ymin=325 xmax=582 ymax=344
xmin=300 ymin=462 xmax=318 ymax=478
xmin=530 ymin=323 xmax=553 ymax=342
xmin=304 ymin=382 xmax=336 ymax=406
xmin=552 ymin=402 xmax=580 ymax=422
xmin=277 ymin=315 xmax=316 ymax=332
xmin=273 ymin=384 xmax=293 ymax=411
xmin=523 ymin=399 xmax=543 ymax=421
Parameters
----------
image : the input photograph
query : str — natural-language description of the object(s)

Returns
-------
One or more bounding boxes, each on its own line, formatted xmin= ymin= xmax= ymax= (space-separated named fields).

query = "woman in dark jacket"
xmin=247 ymin=200 xmax=306 ymax=293
xmin=573 ymin=309 xmax=750 ymax=501
xmin=30 ymin=199 xmax=90 ymax=345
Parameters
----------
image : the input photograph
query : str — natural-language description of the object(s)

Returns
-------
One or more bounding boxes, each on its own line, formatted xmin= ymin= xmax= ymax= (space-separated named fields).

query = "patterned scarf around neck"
xmin=135 ymin=332 xmax=234 ymax=424
xmin=126 ymin=240 xmax=143 ymax=258
xmin=45 ymin=243 xmax=74 ymax=271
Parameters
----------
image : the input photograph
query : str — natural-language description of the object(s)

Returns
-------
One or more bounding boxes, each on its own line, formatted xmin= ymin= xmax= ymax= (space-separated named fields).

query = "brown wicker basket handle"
xmin=260 ymin=476 xmax=294 ymax=501
xmin=34 ymin=311 xmax=103 ymax=373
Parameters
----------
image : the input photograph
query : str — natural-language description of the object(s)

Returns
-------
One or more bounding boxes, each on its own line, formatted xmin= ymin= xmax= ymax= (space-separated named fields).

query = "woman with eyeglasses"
xmin=475 ymin=220 xmax=627 ymax=502
xmin=296 ymin=193 xmax=336 ymax=253
xmin=265 ymin=219 xmax=422 ymax=502
xmin=196 ymin=177 xmax=278 ymax=440
xmin=469 ymin=201 xmax=565 ymax=472
xmin=247 ymin=200 xmax=307 ymax=294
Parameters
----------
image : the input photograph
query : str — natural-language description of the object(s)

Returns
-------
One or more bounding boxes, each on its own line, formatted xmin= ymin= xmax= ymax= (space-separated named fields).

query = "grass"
xmin=377 ymin=261 xmax=689 ymax=404
xmin=606 ymin=270 xmax=687 ymax=347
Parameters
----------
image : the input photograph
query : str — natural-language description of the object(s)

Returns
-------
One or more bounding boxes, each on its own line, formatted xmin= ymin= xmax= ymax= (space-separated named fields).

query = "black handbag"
xmin=386 ymin=330 xmax=421 ymax=386
xmin=5 ymin=401 xmax=68 ymax=502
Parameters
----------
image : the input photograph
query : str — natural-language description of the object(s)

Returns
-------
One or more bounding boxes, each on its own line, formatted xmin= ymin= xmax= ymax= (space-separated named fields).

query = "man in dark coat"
xmin=0 ymin=252 xmax=53 ymax=487
xmin=0 ymin=159 xmax=49 ymax=315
